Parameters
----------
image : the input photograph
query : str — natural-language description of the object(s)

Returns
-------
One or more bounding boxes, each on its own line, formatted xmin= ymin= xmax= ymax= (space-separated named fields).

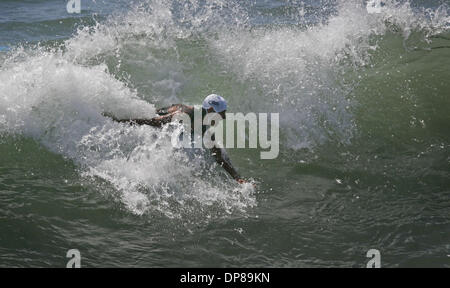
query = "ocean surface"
xmin=0 ymin=0 xmax=449 ymax=267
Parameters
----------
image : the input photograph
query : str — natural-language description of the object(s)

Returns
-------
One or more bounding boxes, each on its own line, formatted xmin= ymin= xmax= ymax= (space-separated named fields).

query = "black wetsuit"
xmin=107 ymin=104 xmax=241 ymax=180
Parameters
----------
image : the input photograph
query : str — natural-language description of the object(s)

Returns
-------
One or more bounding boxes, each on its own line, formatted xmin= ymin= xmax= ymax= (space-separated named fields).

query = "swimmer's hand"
xmin=236 ymin=178 xmax=256 ymax=188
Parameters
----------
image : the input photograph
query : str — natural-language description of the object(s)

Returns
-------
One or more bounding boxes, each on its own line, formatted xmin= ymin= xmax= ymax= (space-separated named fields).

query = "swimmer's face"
xmin=207 ymin=108 xmax=226 ymax=120
xmin=206 ymin=108 xmax=226 ymax=127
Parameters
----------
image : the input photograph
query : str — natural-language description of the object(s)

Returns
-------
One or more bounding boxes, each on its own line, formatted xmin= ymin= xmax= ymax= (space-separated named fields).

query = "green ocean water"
xmin=0 ymin=0 xmax=449 ymax=267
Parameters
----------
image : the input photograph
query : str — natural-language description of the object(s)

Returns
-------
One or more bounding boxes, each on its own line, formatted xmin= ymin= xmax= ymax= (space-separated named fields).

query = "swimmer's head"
xmin=202 ymin=94 xmax=227 ymax=118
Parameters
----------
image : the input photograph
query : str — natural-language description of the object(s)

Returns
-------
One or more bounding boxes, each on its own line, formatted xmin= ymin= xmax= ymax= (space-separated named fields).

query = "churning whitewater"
xmin=0 ymin=0 xmax=449 ymax=267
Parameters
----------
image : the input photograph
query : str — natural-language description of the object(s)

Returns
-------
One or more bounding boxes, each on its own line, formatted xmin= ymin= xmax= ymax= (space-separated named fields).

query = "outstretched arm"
xmin=211 ymin=146 xmax=246 ymax=183
xmin=102 ymin=112 xmax=174 ymax=128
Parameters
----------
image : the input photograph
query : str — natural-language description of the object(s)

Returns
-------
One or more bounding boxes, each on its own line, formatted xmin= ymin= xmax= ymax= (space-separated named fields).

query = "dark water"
xmin=0 ymin=0 xmax=449 ymax=267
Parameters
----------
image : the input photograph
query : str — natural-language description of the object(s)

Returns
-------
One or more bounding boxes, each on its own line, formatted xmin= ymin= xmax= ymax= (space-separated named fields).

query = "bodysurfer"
xmin=103 ymin=94 xmax=248 ymax=184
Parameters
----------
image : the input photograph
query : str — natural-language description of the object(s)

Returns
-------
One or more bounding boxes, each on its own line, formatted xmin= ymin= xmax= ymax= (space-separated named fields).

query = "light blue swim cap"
xmin=202 ymin=94 xmax=227 ymax=113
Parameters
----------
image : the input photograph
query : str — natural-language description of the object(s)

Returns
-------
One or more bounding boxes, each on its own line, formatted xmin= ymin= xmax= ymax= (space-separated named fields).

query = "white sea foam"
xmin=210 ymin=0 xmax=449 ymax=148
